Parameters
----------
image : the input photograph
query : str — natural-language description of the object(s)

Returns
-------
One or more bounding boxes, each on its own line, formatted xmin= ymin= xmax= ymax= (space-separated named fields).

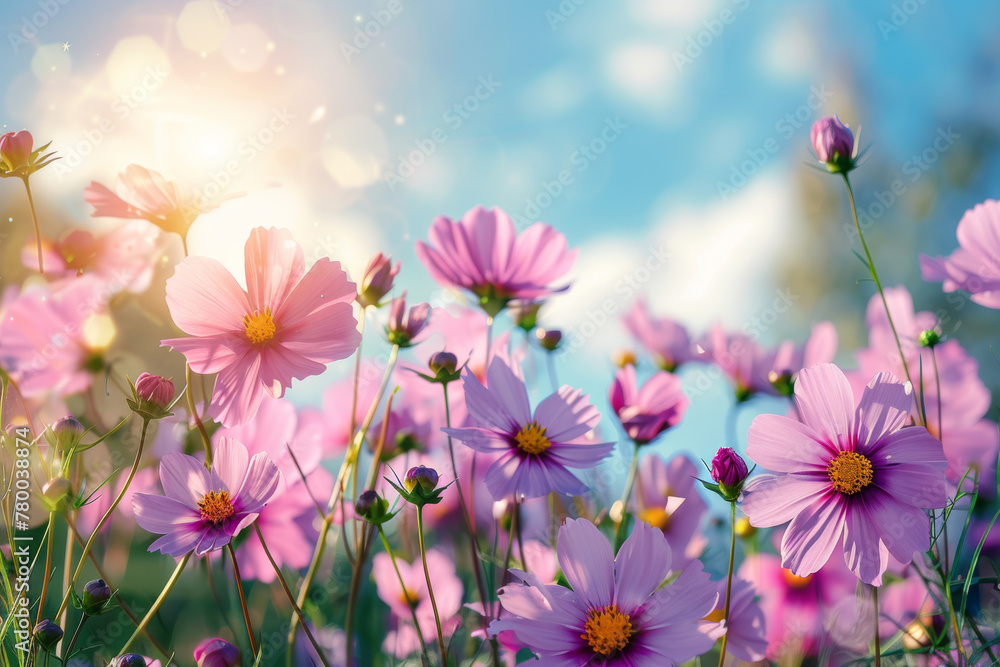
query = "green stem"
xmin=35 ymin=513 xmax=55 ymax=625
xmin=253 ymin=524 xmax=330 ymax=667
xmin=377 ymin=526 xmax=431 ymax=662
xmin=119 ymin=552 xmax=192 ymax=654
xmin=60 ymin=614 xmax=87 ymax=666
xmin=344 ymin=525 xmax=372 ymax=667
xmin=185 ymin=365 xmax=213 ymax=468
xmin=717 ymin=502 xmax=736 ymax=667
xmin=227 ymin=544 xmax=258 ymax=657
xmin=417 ymin=507 xmax=448 ymax=664
xmin=287 ymin=345 xmax=399 ymax=658
xmin=873 ymin=585 xmax=881 ymax=667
xmin=842 ymin=173 xmax=920 ymax=423
xmin=55 ymin=418 xmax=149 ymax=622
xmin=20 ymin=176 xmax=44 ymax=274
xmin=613 ymin=442 xmax=641 ymax=551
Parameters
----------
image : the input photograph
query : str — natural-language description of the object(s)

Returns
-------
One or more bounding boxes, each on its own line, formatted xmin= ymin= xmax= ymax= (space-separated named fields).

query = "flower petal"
xmin=165 ymin=256 xmax=249 ymax=337
xmin=244 ymin=227 xmax=305 ymax=314
xmin=741 ymin=473 xmax=832 ymax=527
xmin=855 ymin=372 xmax=912 ymax=450
xmin=793 ymin=363 xmax=855 ymax=447
xmin=614 ymin=520 xmax=672 ymax=613
xmin=780 ymin=494 xmax=847 ymax=578
xmin=747 ymin=414 xmax=835 ymax=472
xmin=158 ymin=452 xmax=213 ymax=509
xmin=556 ymin=518 xmax=613 ymax=609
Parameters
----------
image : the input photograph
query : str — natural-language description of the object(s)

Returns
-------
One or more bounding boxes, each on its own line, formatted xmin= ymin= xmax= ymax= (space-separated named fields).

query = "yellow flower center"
xmin=582 ymin=605 xmax=634 ymax=657
xmin=514 ymin=422 xmax=551 ymax=455
xmin=243 ymin=308 xmax=276 ymax=345
xmin=702 ymin=608 xmax=725 ymax=623
xmin=399 ymin=587 xmax=421 ymax=606
xmin=826 ymin=450 xmax=874 ymax=495
xmin=198 ymin=490 xmax=235 ymax=524
xmin=782 ymin=569 xmax=813 ymax=589
xmin=637 ymin=507 xmax=671 ymax=531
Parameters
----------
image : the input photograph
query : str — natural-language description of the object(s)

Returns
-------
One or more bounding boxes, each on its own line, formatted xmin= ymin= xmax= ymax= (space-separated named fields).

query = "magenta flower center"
xmin=582 ymin=604 xmax=634 ymax=656
xmin=243 ymin=308 xmax=276 ymax=345
xmin=826 ymin=451 xmax=873 ymax=495
xmin=198 ymin=490 xmax=235 ymax=523
xmin=514 ymin=422 xmax=551 ymax=455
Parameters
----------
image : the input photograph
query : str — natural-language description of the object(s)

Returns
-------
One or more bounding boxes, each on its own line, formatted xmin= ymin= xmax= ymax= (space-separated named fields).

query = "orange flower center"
xmin=638 ymin=507 xmax=671 ymax=531
xmin=782 ymin=569 xmax=813 ymax=588
xmin=243 ymin=308 xmax=276 ymax=345
xmin=514 ymin=422 xmax=551 ymax=455
xmin=582 ymin=605 xmax=634 ymax=656
xmin=826 ymin=451 xmax=873 ymax=495
xmin=198 ymin=490 xmax=235 ymax=524
xmin=398 ymin=587 xmax=421 ymax=606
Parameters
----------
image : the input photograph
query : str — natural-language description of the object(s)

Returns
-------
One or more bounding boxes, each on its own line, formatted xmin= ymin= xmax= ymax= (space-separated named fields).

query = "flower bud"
xmin=510 ymin=300 xmax=542 ymax=331
xmin=768 ymin=370 xmax=794 ymax=398
xmin=135 ymin=373 xmax=175 ymax=408
xmin=33 ymin=619 xmax=64 ymax=650
xmin=51 ymin=415 xmax=85 ymax=450
xmin=109 ymin=655 xmax=149 ymax=667
xmin=42 ymin=477 xmax=73 ymax=514
xmin=918 ymin=329 xmax=941 ymax=348
xmin=81 ymin=578 xmax=112 ymax=615
xmin=386 ymin=293 xmax=431 ymax=347
xmin=710 ymin=447 xmax=749 ymax=501
xmin=357 ymin=252 xmax=400 ymax=308
xmin=429 ymin=351 xmax=458 ymax=376
xmin=194 ymin=637 xmax=242 ymax=667
xmin=404 ymin=465 xmax=439 ymax=493
xmin=810 ymin=115 xmax=856 ymax=173
xmin=535 ymin=328 xmax=562 ymax=352
xmin=355 ymin=489 xmax=390 ymax=523
xmin=0 ymin=130 xmax=32 ymax=172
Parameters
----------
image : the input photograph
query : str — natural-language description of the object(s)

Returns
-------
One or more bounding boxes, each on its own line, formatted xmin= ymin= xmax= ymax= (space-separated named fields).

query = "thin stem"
xmin=545 ymin=352 xmax=559 ymax=393
xmin=227 ymin=543 xmax=258 ymax=657
xmin=253 ymin=524 xmax=331 ymax=667
xmin=485 ymin=316 xmax=494 ymax=363
xmin=377 ymin=526 xmax=430 ymax=661
xmin=60 ymin=614 xmax=88 ymax=666
xmin=119 ymin=552 xmax=192 ymax=654
xmin=185 ymin=365 xmax=213 ymax=468
xmin=613 ymin=442 xmax=641 ymax=551
xmin=873 ymin=585 xmax=881 ymax=667
xmin=514 ymin=500 xmax=528 ymax=574
xmin=55 ymin=418 xmax=149 ymax=622
xmin=717 ymin=502 xmax=736 ymax=667
xmin=932 ymin=347 xmax=943 ymax=444
xmin=35 ymin=513 xmax=55 ymax=625
xmin=417 ymin=506 xmax=448 ymax=663
xmin=20 ymin=176 xmax=44 ymax=274
xmin=349 ymin=309 xmax=367 ymax=440
xmin=344 ymin=525 xmax=373 ymax=667
xmin=842 ymin=174 xmax=920 ymax=424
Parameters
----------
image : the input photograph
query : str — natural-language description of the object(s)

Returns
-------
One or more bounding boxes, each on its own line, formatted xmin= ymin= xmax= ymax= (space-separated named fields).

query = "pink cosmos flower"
xmin=132 ymin=437 xmax=281 ymax=556
xmin=22 ymin=222 xmax=167 ymax=295
xmin=0 ymin=276 xmax=111 ymax=398
xmin=85 ymin=164 xmax=212 ymax=246
xmin=415 ymin=205 xmax=576 ymax=316
xmin=853 ymin=286 xmax=998 ymax=482
xmin=705 ymin=578 xmax=767 ymax=662
xmin=444 ymin=355 xmax=614 ymax=499
xmin=162 ymin=226 xmax=360 ymax=427
xmin=920 ymin=199 xmax=1000 ymax=308
xmin=372 ymin=548 xmax=463 ymax=658
xmin=632 ymin=454 xmax=708 ymax=571
xmin=490 ymin=518 xmax=722 ymax=664
xmin=609 ymin=364 xmax=688 ymax=445
xmin=742 ymin=363 xmax=949 ymax=585
xmin=622 ymin=297 xmax=692 ymax=371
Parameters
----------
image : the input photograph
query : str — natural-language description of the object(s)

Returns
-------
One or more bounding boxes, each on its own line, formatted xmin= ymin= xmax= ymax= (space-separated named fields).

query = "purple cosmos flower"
xmin=622 ymin=297 xmax=692 ymax=371
xmin=609 ymin=364 xmax=689 ymax=445
xmin=706 ymin=578 xmax=767 ymax=662
xmin=921 ymin=199 xmax=1000 ymax=308
xmin=444 ymin=355 xmax=613 ymax=499
xmin=742 ymin=363 xmax=949 ymax=585
xmin=415 ymin=205 xmax=576 ymax=316
xmin=633 ymin=454 xmax=708 ymax=571
xmin=386 ymin=292 xmax=431 ymax=347
xmin=356 ymin=251 xmax=399 ymax=308
xmin=810 ymin=115 xmax=856 ymax=172
xmin=490 ymin=518 xmax=722 ymax=664
xmin=132 ymin=438 xmax=281 ymax=557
